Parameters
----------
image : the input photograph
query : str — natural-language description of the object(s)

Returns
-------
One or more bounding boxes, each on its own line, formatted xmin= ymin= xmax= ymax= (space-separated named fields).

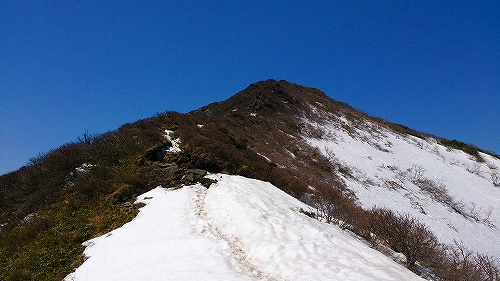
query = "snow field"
xmin=303 ymin=118 xmax=500 ymax=259
xmin=66 ymin=174 xmax=423 ymax=280
xmin=203 ymin=174 xmax=424 ymax=281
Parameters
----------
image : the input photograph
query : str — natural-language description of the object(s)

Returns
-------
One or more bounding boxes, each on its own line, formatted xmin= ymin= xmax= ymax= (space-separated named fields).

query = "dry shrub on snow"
xmin=369 ymin=208 xmax=441 ymax=268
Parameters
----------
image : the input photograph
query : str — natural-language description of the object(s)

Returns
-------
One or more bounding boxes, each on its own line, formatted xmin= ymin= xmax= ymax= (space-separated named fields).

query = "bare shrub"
xmin=77 ymin=130 xmax=96 ymax=147
xmin=303 ymin=123 xmax=326 ymax=139
xmin=413 ymin=178 xmax=454 ymax=205
xmin=467 ymin=204 xmax=496 ymax=228
xmin=385 ymin=180 xmax=403 ymax=190
xmin=337 ymin=164 xmax=354 ymax=178
xmin=310 ymin=188 xmax=341 ymax=224
xmin=449 ymin=199 xmax=468 ymax=217
xmin=436 ymin=240 xmax=500 ymax=281
xmin=361 ymin=177 xmax=376 ymax=188
xmin=439 ymin=139 xmax=485 ymax=162
xmin=486 ymin=163 xmax=498 ymax=170
xmin=468 ymin=203 xmax=482 ymax=222
xmin=467 ymin=162 xmax=482 ymax=176
xmin=491 ymin=172 xmax=500 ymax=187
xmin=408 ymin=164 xmax=426 ymax=182
xmin=322 ymin=147 xmax=357 ymax=179
xmin=416 ymin=140 xmax=426 ymax=149
xmin=370 ymin=208 xmax=440 ymax=268
xmin=480 ymin=207 xmax=494 ymax=227
xmin=386 ymin=165 xmax=398 ymax=172
xmin=432 ymin=145 xmax=440 ymax=155
xmin=324 ymin=146 xmax=337 ymax=163
xmin=339 ymin=121 xmax=351 ymax=134
xmin=396 ymin=170 xmax=409 ymax=185
xmin=406 ymin=170 xmax=475 ymax=221
xmin=443 ymin=240 xmax=483 ymax=280
xmin=475 ymin=253 xmax=500 ymax=281
xmin=307 ymin=180 xmax=371 ymax=236
xmin=372 ymin=142 xmax=390 ymax=153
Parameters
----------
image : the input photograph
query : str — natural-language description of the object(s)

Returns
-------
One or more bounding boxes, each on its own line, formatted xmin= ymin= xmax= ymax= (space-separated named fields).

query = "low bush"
xmin=434 ymin=241 xmax=500 ymax=281
xmin=370 ymin=208 xmax=441 ymax=268
xmin=439 ymin=139 xmax=485 ymax=162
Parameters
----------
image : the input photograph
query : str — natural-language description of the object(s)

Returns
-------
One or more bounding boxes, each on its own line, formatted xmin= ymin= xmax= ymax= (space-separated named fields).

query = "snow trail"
xmin=191 ymin=184 xmax=275 ymax=280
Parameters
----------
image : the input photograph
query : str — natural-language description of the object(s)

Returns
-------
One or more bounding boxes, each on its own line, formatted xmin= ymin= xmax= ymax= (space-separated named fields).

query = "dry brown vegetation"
xmin=0 ymin=115 xmax=167 ymax=280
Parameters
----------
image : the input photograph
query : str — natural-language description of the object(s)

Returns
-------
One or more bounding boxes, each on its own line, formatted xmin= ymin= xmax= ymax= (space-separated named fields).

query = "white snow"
xmin=65 ymin=185 xmax=252 ymax=281
xmin=302 ymin=116 xmax=500 ymax=259
xmin=164 ymin=129 xmax=181 ymax=153
xmin=75 ymin=163 xmax=94 ymax=174
xmin=66 ymin=175 xmax=423 ymax=281
xmin=203 ymin=174 xmax=423 ymax=281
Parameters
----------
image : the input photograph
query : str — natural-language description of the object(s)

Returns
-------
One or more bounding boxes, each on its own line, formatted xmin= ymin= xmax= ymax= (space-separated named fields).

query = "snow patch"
xmin=164 ymin=129 xmax=181 ymax=153
xmin=75 ymin=163 xmax=94 ymax=174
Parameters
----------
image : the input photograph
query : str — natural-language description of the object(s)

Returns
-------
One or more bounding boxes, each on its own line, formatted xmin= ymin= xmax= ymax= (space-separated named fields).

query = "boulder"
xmin=181 ymin=169 xmax=207 ymax=183
xmin=159 ymin=163 xmax=179 ymax=175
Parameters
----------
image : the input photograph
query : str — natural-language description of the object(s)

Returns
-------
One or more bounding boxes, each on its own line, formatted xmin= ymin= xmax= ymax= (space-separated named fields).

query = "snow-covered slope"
xmin=66 ymin=174 xmax=423 ymax=281
xmin=302 ymin=112 xmax=500 ymax=259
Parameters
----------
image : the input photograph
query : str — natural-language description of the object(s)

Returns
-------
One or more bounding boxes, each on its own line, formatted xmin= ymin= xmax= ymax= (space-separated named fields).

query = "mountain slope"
xmin=181 ymin=79 xmax=500 ymax=258
xmin=1 ymin=79 xmax=498 ymax=280
xmin=304 ymin=116 xmax=500 ymax=258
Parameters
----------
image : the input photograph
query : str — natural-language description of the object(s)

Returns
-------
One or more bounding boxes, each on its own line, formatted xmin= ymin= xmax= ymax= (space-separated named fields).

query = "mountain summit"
xmin=1 ymin=80 xmax=499 ymax=280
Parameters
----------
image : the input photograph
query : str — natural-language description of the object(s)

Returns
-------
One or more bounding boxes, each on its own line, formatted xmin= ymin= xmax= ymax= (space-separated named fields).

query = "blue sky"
xmin=1 ymin=1 xmax=498 ymax=175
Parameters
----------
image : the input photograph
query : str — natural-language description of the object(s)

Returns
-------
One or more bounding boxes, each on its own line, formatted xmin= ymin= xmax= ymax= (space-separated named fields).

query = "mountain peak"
xmin=190 ymin=79 xmax=345 ymax=122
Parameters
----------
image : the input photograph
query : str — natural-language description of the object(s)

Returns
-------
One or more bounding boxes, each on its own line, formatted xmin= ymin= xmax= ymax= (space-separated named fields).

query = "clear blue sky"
xmin=1 ymin=1 xmax=498 ymax=175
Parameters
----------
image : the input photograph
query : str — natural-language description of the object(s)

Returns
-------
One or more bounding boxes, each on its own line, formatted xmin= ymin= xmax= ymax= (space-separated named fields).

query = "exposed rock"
xmin=160 ymin=163 xmax=179 ymax=175
xmin=181 ymin=169 xmax=207 ymax=183
xmin=144 ymin=145 xmax=168 ymax=162
xmin=182 ymin=173 xmax=194 ymax=183
xmin=200 ymin=177 xmax=217 ymax=188
xmin=188 ymin=169 xmax=207 ymax=177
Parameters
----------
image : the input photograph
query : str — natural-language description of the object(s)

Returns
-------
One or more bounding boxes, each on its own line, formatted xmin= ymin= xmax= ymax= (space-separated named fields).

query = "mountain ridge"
xmin=1 ymin=79 xmax=498 ymax=280
xmin=192 ymin=79 xmax=497 ymax=160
